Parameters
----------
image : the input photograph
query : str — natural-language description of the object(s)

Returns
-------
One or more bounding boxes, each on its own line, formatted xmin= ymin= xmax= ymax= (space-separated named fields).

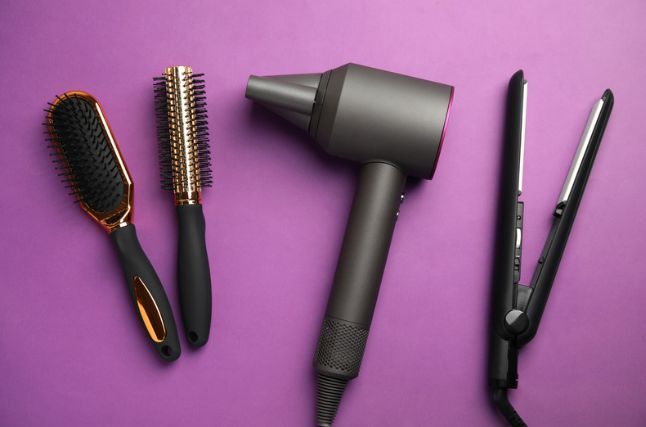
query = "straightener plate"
xmin=556 ymin=98 xmax=604 ymax=208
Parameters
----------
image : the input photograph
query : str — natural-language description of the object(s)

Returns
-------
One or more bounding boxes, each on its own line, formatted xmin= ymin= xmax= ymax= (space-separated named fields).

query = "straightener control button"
xmin=514 ymin=202 xmax=524 ymax=284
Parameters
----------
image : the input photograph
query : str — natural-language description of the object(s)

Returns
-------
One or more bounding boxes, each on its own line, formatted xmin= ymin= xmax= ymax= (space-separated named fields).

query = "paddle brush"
xmin=46 ymin=91 xmax=181 ymax=361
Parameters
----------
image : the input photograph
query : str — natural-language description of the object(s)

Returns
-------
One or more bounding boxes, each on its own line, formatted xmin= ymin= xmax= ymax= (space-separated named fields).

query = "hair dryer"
xmin=246 ymin=63 xmax=454 ymax=426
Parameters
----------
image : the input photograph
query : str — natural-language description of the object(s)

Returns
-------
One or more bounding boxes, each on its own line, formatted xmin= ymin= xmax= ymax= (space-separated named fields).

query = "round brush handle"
xmin=110 ymin=224 xmax=181 ymax=361
xmin=314 ymin=161 xmax=406 ymax=379
xmin=176 ymin=204 xmax=212 ymax=347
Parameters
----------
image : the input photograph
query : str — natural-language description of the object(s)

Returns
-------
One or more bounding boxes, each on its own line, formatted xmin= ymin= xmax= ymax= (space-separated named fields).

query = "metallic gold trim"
xmin=133 ymin=275 xmax=167 ymax=343
xmin=162 ymin=66 xmax=203 ymax=205
xmin=175 ymin=191 xmax=201 ymax=205
xmin=46 ymin=91 xmax=135 ymax=233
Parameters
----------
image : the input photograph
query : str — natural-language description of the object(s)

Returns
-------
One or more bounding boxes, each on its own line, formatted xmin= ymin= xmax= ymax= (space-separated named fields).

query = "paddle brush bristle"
xmin=46 ymin=92 xmax=126 ymax=214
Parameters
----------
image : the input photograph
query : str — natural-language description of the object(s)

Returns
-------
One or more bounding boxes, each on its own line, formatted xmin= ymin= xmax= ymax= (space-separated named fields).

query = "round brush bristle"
xmin=46 ymin=93 xmax=125 ymax=213
xmin=154 ymin=66 xmax=212 ymax=197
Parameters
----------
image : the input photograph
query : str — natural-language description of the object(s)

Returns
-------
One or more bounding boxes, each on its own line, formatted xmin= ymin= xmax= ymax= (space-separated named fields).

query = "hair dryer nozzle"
xmin=245 ymin=73 xmax=321 ymax=132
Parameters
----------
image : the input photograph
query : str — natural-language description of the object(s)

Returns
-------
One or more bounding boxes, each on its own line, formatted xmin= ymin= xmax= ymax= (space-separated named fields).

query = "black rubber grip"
xmin=176 ymin=204 xmax=212 ymax=347
xmin=314 ymin=317 xmax=369 ymax=379
xmin=110 ymin=224 xmax=181 ymax=361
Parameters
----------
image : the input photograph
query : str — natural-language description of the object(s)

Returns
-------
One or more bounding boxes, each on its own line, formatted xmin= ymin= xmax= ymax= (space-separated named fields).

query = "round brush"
xmin=45 ymin=91 xmax=181 ymax=361
xmin=154 ymin=66 xmax=213 ymax=347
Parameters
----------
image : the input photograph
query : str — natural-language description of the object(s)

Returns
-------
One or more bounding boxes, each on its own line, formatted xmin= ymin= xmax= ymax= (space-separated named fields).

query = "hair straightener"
xmin=488 ymin=70 xmax=613 ymax=426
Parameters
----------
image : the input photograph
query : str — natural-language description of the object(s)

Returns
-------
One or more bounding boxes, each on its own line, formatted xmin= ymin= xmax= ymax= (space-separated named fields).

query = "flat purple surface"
xmin=1 ymin=1 xmax=645 ymax=426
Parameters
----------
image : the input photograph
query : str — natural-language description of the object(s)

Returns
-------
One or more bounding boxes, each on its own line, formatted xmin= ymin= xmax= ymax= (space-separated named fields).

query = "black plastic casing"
xmin=489 ymin=70 xmax=525 ymax=389
xmin=515 ymin=89 xmax=614 ymax=345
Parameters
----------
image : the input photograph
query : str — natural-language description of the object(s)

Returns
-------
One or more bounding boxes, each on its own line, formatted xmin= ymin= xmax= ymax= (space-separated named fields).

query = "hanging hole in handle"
xmin=161 ymin=345 xmax=172 ymax=357
xmin=188 ymin=331 xmax=199 ymax=343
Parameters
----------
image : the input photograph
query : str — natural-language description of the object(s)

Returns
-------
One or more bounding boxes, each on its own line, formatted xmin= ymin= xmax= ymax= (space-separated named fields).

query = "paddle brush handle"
xmin=111 ymin=224 xmax=181 ymax=361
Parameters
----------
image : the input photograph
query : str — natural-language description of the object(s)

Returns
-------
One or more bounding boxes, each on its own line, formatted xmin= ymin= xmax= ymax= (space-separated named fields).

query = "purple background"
xmin=1 ymin=1 xmax=645 ymax=426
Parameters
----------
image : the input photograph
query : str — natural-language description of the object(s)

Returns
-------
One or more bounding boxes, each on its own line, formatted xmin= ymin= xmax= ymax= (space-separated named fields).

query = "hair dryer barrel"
xmin=245 ymin=64 xmax=454 ymax=178
xmin=313 ymin=64 xmax=454 ymax=179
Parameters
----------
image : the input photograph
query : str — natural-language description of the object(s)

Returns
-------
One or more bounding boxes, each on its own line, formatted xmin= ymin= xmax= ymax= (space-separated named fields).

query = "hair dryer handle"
xmin=110 ymin=224 xmax=181 ymax=361
xmin=314 ymin=161 xmax=406 ymax=379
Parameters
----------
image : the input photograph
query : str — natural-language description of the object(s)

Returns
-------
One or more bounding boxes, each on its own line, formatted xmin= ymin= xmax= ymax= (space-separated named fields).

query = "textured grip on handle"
xmin=110 ymin=224 xmax=181 ymax=361
xmin=177 ymin=204 xmax=212 ymax=347
xmin=314 ymin=317 xmax=369 ymax=379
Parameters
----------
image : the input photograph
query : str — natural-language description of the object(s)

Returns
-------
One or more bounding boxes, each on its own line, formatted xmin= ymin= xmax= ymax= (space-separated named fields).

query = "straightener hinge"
xmin=515 ymin=283 xmax=533 ymax=312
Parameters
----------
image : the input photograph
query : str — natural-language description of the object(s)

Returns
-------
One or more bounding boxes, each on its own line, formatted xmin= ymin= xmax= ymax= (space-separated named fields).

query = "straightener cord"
xmin=492 ymin=388 xmax=528 ymax=427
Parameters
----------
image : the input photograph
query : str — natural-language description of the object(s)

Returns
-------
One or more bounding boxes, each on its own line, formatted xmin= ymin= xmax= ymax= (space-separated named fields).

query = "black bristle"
xmin=46 ymin=94 xmax=125 ymax=212
xmin=153 ymin=76 xmax=174 ymax=191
